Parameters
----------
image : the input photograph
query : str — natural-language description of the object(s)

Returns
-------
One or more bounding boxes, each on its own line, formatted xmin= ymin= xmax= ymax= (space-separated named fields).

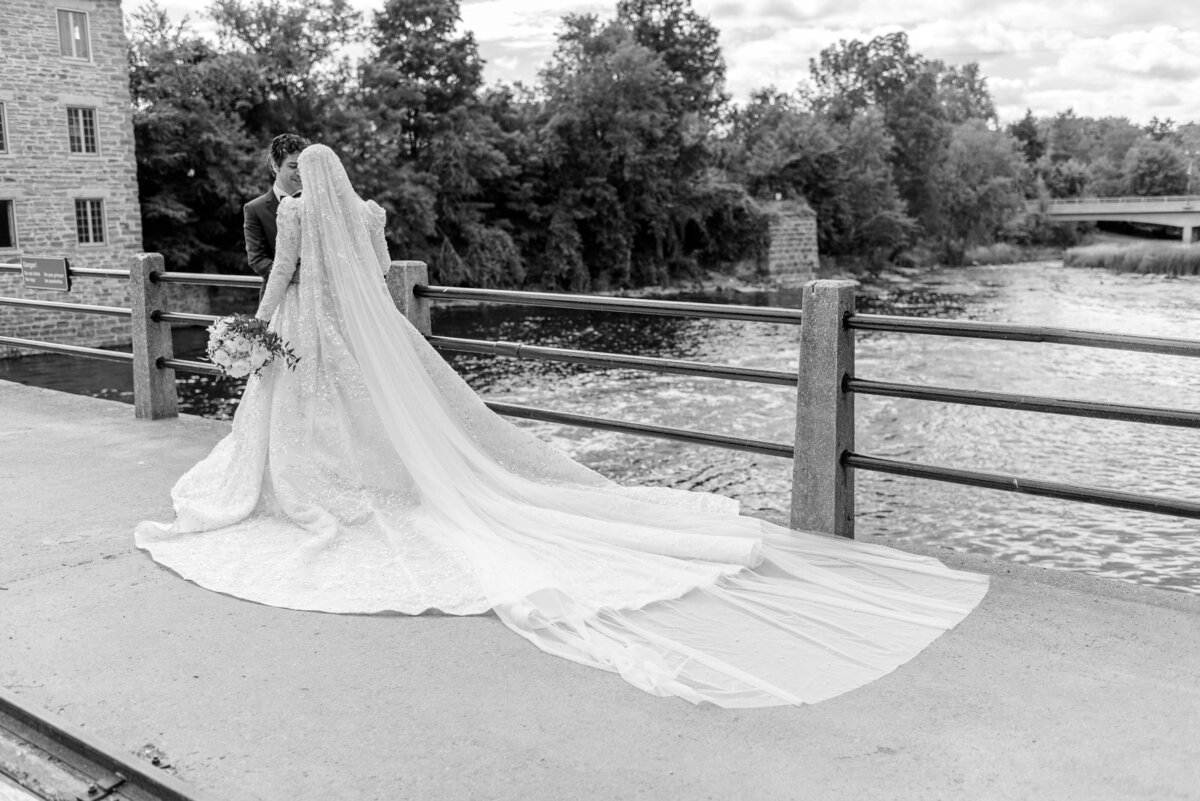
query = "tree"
xmin=1144 ymin=116 xmax=1177 ymax=143
xmin=1038 ymin=156 xmax=1090 ymax=197
xmin=356 ymin=0 xmax=523 ymax=286
xmin=1044 ymin=109 xmax=1093 ymax=163
xmin=934 ymin=61 xmax=996 ymax=124
xmin=531 ymin=11 xmax=763 ymax=288
xmin=806 ymin=32 xmax=995 ymax=239
xmin=1086 ymin=157 xmax=1126 ymax=197
xmin=208 ymin=0 xmax=363 ymax=140
xmin=1124 ymin=140 xmax=1189 ymax=196
xmin=808 ymin=32 xmax=924 ymax=119
xmin=1007 ymin=110 xmax=1044 ymax=164
xmin=128 ymin=1 xmax=264 ymax=273
xmin=941 ymin=121 xmax=1027 ymax=256
xmin=616 ymin=0 xmax=727 ymax=118
xmin=727 ymin=91 xmax=913 ymax=264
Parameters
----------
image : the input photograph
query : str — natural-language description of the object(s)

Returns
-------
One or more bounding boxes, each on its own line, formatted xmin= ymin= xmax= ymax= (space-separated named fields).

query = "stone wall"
xmin=0 ymin=0 xmax=144 ymax=357
xmin=762 ymin=199 xmax=819 ymax=283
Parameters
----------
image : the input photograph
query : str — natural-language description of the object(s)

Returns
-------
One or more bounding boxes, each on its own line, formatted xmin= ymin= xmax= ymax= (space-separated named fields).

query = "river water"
xmin=4 ymin=261 xmax=1199 ymax=594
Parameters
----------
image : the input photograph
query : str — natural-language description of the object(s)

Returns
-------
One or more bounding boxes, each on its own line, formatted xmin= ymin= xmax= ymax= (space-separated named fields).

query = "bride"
xmin=136 ymin=144 xmax=988 ymax=708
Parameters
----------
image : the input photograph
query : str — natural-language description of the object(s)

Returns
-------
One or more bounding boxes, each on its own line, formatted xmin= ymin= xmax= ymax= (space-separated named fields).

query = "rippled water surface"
xmin=4 ymin=262 xmax=1199 ymax=594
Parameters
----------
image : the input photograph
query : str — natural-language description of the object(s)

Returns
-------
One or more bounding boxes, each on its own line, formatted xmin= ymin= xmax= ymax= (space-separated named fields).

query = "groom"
xmin=243 ymin=133 xmax=309 ymax=297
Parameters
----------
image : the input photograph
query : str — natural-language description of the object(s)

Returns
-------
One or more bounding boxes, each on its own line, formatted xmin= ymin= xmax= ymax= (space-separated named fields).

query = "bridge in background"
xmin=1027 ymin=195 xmax=1200 ymax=243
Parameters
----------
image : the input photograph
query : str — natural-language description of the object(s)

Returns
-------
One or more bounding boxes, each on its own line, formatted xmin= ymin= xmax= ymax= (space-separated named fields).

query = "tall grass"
xmin=1064 ymin=242 xmax=1200 ymax=276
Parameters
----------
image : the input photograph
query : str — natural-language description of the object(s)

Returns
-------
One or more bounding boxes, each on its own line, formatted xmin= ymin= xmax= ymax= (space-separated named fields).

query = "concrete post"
xmin=129 ymin=253 xmax=178 ymax=419
xmin=791 ymin=280 xmax=856 ymax=537
xmin=1183 ymin=225 xmax=1195 ymax=244
xmin=386 ymin=260 xmax=431 ymax=336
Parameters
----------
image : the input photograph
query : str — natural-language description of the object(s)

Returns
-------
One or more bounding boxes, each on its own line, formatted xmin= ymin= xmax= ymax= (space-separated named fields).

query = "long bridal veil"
xmin=136 ymin=145 xmax=988 ymax=707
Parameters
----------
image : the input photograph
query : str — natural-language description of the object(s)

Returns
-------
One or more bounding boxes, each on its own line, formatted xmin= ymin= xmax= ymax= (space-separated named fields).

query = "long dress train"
xmin=135 ymin=145 xmax=988 ymax=707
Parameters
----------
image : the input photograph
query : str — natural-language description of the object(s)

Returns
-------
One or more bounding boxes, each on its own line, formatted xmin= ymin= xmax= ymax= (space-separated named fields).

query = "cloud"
xmin=150 ymin=0 xmax=1199 ymax=124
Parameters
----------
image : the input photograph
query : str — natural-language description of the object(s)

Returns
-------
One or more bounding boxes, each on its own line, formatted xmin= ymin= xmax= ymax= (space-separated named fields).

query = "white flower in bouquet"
xmin=249 ymin=345 xmax=270 ymax=370
xmin=212 ymin=348 xmax=233 ymax=367
xmin=229 ymin=357 xmax=252 ymax=378
xmin=230 ymin=335 xmax=251 ymax=354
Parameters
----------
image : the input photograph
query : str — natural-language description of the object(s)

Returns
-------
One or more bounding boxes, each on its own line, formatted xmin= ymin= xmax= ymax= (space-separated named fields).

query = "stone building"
xmin=0 ymin=0 xmax=142 ymax=357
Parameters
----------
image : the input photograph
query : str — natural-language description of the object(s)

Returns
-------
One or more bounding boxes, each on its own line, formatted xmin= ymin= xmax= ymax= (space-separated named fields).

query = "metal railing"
xmin=1029 ymin=195 xmax=1200 ymax=207
xmin=6 ymin=256 xmax=1200 ymax=539
xmin=411 ymin=276 xmax=1200 ymax=534
xmin=0 ymin=261 xmax=135 ymax=365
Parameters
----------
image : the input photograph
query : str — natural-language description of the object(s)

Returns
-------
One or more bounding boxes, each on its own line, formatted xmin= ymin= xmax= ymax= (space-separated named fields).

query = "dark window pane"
xmin=90 ymin=201 xmax=104 ymax=242
xmin=74 ymin=14 xmax=90 ymax=60
xmin=75 ymin=199 xmax=104 ymax=244
xmin=57 ymin=10 xmax=73 ymax=57
xmin=0 ymin=201 xmax=15 ymax=249
xmin=68 ymin=108 xmax=82 ymax=153
xmin=83 ymin=109 xmax=96 ymax=152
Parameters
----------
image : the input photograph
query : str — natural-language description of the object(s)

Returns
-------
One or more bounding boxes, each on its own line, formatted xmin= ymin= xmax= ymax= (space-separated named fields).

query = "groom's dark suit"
xmin=244 ymin=189 xmax=282 ymax=299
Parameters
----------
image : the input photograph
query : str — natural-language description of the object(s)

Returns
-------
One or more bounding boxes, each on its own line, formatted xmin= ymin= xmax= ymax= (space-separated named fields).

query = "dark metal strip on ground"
xmin=0 ymin=687 xmax=219 ymax=801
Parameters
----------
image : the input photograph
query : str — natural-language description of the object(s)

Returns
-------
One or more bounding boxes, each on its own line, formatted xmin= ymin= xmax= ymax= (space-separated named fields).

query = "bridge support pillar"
xmin=1183 ymin=225 xmax=1195 ymax=244
xmin=387 ymin=260 xmax=431 ymax=336
xmin=791 ymin=280 xmax=856 ymax=538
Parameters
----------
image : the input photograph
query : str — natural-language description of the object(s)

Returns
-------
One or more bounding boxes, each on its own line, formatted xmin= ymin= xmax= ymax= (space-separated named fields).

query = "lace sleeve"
xmin=365 ymin=199 xmax=391 ymax=276
xmin=255 ymin=197 xmax=301 ymax=321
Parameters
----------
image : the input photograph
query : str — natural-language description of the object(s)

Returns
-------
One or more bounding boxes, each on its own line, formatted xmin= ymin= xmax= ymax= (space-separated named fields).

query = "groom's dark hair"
xmin=268 ymin=133 xmax=309 ymax=173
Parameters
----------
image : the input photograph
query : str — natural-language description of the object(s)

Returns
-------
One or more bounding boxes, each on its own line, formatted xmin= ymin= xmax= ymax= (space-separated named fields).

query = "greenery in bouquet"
xmin=206 ymin=314 xmax=300 ymax=379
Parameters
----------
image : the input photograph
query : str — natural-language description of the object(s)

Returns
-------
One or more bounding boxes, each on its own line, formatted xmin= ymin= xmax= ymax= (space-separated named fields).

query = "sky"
xmin=159 ymin=0 xmax=1200 ymax=126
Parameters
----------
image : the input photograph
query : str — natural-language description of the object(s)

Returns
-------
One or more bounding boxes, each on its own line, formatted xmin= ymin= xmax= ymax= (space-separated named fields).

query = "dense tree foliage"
xmin=127 ymin=1 xmax=1199 ymax=284
xmin=128 ymin=2 xmax=264 ymax=273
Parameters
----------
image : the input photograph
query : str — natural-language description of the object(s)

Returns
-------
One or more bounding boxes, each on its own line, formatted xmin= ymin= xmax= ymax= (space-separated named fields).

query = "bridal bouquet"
xmin=206 ymin=314 xmax=300 ymax=379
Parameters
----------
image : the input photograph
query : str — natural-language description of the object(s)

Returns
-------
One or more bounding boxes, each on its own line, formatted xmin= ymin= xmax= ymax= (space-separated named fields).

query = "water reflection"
xmin=3 ymin=262 xmax=1198 ymax=594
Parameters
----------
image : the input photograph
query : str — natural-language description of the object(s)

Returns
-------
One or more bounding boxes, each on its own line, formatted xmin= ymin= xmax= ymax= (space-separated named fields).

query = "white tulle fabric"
xmin=136 ymin=144 xmax=988 ymax=707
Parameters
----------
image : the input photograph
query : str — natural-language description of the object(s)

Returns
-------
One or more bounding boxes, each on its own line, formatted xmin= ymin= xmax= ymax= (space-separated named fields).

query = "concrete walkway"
xmin=1 ymin=380 xmax=1198 ymax=801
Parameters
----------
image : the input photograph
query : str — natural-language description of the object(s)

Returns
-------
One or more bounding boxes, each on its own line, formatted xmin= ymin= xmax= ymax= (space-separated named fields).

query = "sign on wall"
xmin=20 ymin=257 xmax=71 ymax=292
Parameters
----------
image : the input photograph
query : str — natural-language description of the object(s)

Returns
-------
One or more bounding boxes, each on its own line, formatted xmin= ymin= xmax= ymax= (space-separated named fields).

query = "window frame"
xmin=0 ymin=199 xmax=18 ymax=251
xmin=0 ymin=102 xmax=8 ymax=155
xmin=66 ymin=106 xmax=99 ymax=155
xmin=56 ymin=8 xmax=91 ymax=61
xmin=74 ymin=198 xmax=106 ymax=246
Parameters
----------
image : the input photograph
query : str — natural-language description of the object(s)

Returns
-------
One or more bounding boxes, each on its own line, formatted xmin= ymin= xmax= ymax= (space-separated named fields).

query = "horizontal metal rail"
xmin=430 ymin=335 xmax=798 ymax=386
xmin=486 ymin=401 xmax=794 ymax=458
xmin=0 ymin=686 xmax=215 ymax=801
xmin=0 ymin=263 xmax=130 ymax=279
xmin=845 ymin=453 xmax=1200 ymax=519
xmin=848 ymin=378 xmax=1200 ymax=429
xmin=153 ymin=360 xmax=794 ymax=455
xmin=156 ymin=311 xmax=220 ymax=325
xmin=152 ymin=271 xmax=262 ymax=288
xmin=160 ymin=357 xmax=222 ymax=376
xmin=0 ymin=335 xmax=133 ymax=363
xmin=847 ymin=313 xmax=1200 ymax=358
xmin=0 ymin=296 xmax=131 ymax=317
xmin=416 ymin=284 xmax=804 ymax=324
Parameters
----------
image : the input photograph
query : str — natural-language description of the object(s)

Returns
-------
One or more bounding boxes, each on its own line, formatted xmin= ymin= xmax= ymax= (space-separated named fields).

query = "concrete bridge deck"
xmin=1027 ymin=195 xmax=1200 ymax=242
xmin=1 ymin=380 xmax=1198 ymax=800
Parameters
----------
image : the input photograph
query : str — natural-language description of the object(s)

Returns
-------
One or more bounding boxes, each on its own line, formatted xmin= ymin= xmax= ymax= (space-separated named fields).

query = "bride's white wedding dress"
xmin=136 ymin=145 xmax=987 ymax=707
